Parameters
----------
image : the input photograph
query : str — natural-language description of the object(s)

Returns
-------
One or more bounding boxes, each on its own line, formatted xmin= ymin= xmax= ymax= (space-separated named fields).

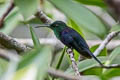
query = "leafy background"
xmin=0 ymin=0 xmax=120 ymax=80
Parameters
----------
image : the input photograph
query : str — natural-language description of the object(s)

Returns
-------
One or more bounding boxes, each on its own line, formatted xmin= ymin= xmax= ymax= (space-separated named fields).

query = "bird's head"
xmin=50 ymin=21 xmax=67 ymax=29
xmin=36 ymin=21 xmax=67 ymax=30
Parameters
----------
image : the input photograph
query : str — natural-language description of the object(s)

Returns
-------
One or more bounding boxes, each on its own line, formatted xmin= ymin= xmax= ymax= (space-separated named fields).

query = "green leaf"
xmin=102 ymin=47 xmax=120 ymax=74
xmin=73 ymin=50 xmax=80 ymax=61
xmin=90 ymin=44 xmax=107 ymax=56
xmin=50 ymin=0 xmax=107 ymax=38
xmin=29 ymin=26 xmax=41 ymax=48
xmin=28 ymin=17 xmax=43 ymax=25
xmin=0 ymin=58 xmax=8 ymax=76
xmin=101 ymin=46 xmax=120 ymax=79
xmin=17 ymin=47 xmax=51 ymax=68
xmin=0 ymin=0 xmax=5 ymax=4
xmin=51 ymin=51 xmax=70 ymax=71
xmin=12 ymin=66 xmax=30 ymax=80
xmin=36 ymin=47 xmax=51 ymax=80
xmin=0 ymin=8 xmax=22 ymax=34
xmin=56 ymin=47 xmax=66 ymax=69
xmin=75 ymin=0 xmax=106 ymax=7
xmin=110 ymin=24 xmax=120 ymax=32
xmin=52 ymin=47 xmax=66 ymax=80
xmin=14 ymin=0 xmax=39 ymax=20
xmin=107 ymin=46 xmax=120 ymax=63
xmin=103 ymin=68 xmax=120 ymax=79
xmin=65 ymin=57 xmax=107 ymax=74
xmin=17 ymin=49 xmax=39 ymax=69
xmin=101 ymin=46 xmax=120 ymax=74
xmin=15 ymin=47 xmax=51 ymax=80
xmin=83 ymin=68 xmax=102 ymax=76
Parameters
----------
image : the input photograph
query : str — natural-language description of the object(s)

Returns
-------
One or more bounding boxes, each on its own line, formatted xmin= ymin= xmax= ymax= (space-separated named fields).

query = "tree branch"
xmin=96 ymin=64 xmax=120 ymax=69
xmin=0 ymin=32 xmax=31 ymax=53
xmin=0 ymin=0 xmax=14 ymax=28
xmin=35 ymin=10 xmax=53 ymax=24
xmin=93 ymin=31 xmax=120 ymax=56
xmin=67 ymin=48 xmax=81 ymax=79
xmin=15 ymin=38 xmax=120 ymax=50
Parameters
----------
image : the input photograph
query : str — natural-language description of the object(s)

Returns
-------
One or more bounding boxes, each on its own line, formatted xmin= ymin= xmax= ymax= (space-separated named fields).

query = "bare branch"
xmin=0 ymin=32 xmax=31 ymax=53
xmin=96 ymin=64 xmax=120 ymax=69
xmin=67 ymin=48 xmax=81 ymax=80
xmin=94 ymin=31 xmax=120 ymax=56
xmin=15 ymin=38 xmax=120 ymax=50
xmin=0 ymin=9 xmax=53 ymax=54
xmin=0 ymin=0 xmax=14 ymax=28
xmin=35 ymin=10 xmax=53 ymax=24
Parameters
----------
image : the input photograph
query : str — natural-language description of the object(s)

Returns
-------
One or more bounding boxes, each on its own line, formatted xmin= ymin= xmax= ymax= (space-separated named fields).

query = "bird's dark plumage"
xmin=51 ymin=21 xmax=104 ymax=66
xmin=60 ymin=27 xmax=90 ymax=57
xmin=60 ymin=27 xmax=104 ymax=66
xmin=37 ymin=21 xmax=104 ymax=66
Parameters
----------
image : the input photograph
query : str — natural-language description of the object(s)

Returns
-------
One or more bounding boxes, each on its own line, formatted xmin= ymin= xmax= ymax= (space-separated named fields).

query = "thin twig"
xmin=0 ymin=0 xmax=14 ymax=28
xmin=67 ymin=48 xmax=81 ymax=80
xmin=96 ymin=64 xmax=120 ymax=69
xmin=0 ymin=32 xmax=31 ymax=53
xmin=93 ymin=31 xmax=120 ymax=56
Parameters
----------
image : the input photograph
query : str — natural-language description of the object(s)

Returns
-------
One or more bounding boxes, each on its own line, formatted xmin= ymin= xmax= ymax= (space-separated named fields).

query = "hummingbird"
xmin=36 ymin=21 xmax=105 ymax=67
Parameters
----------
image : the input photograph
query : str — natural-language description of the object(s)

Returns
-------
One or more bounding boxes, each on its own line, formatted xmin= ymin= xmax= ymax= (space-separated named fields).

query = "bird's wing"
xmin=61 ymin=28 xmax=86 ymax=49
xmin=69 ymin=28 xmax=89 ymax=49
xmin=60 ymin=30 xmax=90 ymax=57
xmin=60 ymin=30 xmax=74 ymax=48
xmin=60 ymin=27 xmax=91 ymax=57
xmin=60 ymin=28 xmax=104 ymax=65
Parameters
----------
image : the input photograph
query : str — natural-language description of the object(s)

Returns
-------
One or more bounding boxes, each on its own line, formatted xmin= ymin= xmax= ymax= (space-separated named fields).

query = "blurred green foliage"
xmin=90 ymin=44 xmax=107 ymax=56
xmin=0 ymin=0 xmax=120 ymax=80
xmin=50 ymin=0 xmax=107 ymax=38
xmin=75 ymin=0 xmax=106 ymax=7
xmin=0 ymin=8 xmax=22 ymax=34
xmin=110 ymin=24 xmax=120 ymax=32
xmin=14 ymin=0 xmax=39 ymax=20
xmin=0 ymin=0 xmax=5 ymax=4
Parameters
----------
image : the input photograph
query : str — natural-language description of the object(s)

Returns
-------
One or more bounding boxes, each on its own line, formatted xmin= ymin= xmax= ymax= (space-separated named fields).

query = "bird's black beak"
xmin=35 ymin=24 xmax=50 ymax=28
